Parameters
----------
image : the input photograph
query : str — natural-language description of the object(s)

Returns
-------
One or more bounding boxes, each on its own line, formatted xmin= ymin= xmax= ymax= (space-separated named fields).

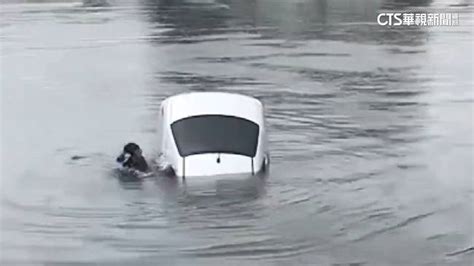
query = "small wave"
xmin=182 ymin=239 xmax=316 ymax=259
xmin=446 ymin=246 xmax=474 ymax=257
xmin=353 ymin=211 xmax=436 ymax=242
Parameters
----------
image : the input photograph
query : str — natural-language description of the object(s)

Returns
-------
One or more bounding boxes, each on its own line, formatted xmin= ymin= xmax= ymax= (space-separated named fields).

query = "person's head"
xmin=117 ymin=142 xmax=142 ymax=163
xmin=123 ymin=142 xmax=141 ymax=156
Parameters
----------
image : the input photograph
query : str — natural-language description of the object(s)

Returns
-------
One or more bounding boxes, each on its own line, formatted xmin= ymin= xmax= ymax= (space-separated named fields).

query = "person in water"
xmin=116 ymin=142 xmax=149 ymax=172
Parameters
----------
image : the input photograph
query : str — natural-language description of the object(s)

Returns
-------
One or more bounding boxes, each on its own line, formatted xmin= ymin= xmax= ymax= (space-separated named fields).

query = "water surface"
xmin=1 ymin=0 xmax=473 ymax=265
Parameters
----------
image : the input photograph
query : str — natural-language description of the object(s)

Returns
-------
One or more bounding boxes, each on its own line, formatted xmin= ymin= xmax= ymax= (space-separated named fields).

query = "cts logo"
xmin=377 ymin=13 xmax=403 ymax=26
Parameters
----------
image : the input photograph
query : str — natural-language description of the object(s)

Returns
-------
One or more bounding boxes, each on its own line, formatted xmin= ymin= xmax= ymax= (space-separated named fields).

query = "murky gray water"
xmin=1 ymin=0 xmax=473 ymax=265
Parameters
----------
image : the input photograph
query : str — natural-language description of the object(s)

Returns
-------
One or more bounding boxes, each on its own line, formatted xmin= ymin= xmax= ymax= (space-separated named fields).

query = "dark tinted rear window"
xmin=171 ymin=115 xmax=259 ymax=157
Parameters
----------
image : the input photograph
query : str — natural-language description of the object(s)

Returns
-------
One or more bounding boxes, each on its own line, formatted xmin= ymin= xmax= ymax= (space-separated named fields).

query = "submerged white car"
xmin=157 ymin=92 xmax=269 ymax=178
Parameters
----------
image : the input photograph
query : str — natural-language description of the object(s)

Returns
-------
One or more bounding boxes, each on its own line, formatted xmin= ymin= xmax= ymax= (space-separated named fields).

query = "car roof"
xmin=161 ymin=92 xmax=264 ymax=125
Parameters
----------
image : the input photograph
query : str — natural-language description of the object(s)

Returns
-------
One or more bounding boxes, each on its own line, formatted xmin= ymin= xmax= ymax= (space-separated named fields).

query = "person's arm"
xmin=116 ymin=153 xmax=126 ymax=163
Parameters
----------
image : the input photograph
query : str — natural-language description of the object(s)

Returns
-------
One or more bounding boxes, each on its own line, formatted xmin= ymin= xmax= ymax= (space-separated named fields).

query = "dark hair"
xmin=123 ymin=142 xmax=140 ymax=154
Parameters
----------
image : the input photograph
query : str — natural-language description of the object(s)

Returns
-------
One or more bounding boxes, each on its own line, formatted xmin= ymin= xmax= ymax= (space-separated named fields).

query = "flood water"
xmin=1 ymin=0 xmax=473 ymax=265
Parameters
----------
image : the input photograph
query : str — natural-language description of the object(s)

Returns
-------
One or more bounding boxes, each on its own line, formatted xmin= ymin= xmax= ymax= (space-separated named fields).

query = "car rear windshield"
xmin=171 ymin=115 xmax=259 ymax=157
